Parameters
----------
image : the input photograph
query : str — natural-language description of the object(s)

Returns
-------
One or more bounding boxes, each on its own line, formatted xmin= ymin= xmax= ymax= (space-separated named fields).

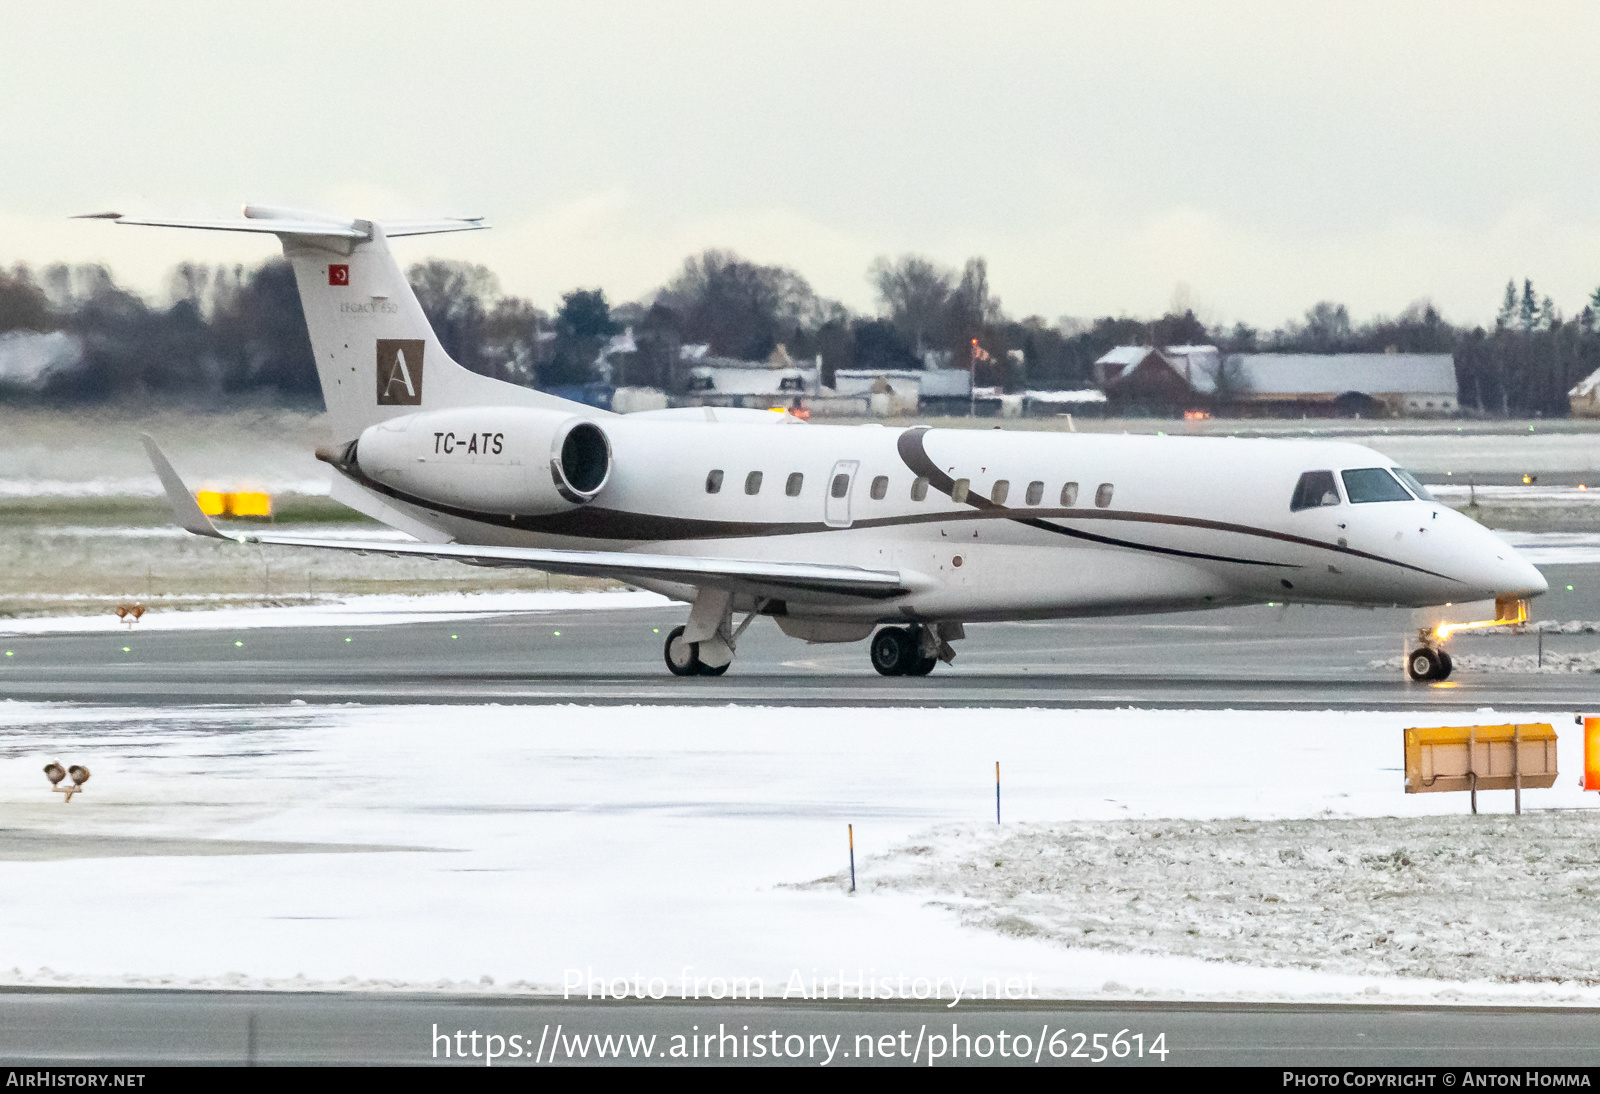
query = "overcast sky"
xmin=5 ymin=1 xmax=1600 ymax=329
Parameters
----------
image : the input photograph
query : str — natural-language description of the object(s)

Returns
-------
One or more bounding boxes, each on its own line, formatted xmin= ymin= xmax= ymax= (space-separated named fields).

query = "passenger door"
xmin=824 ymin=460 xmax=859 ymax=528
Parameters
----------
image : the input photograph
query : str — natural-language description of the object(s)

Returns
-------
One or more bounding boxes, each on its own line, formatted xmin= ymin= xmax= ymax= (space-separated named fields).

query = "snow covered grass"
xmin=0 ymin=519 xmax=619 ymax=620
xmin=824 ymin=814 xmax=1600 ymax=986
xmin=2 ymin=703 xmax=1599 ymax=1003
xmin=0 ymin=588 xmax=671 ymax=635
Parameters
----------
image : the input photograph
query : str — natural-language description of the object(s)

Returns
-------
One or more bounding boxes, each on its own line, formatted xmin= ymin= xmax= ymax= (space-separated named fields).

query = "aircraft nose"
xmin=1483 ymin=548 xmax=1547 ymax=600
xmin=1511 ymin=556 xmax=1549 ymax=599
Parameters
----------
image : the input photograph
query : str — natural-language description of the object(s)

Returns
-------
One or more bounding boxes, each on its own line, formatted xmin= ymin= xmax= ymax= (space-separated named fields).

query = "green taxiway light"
xmin=553 ymin=631 xmax=562 ymax=637
xmin=122 ymin=647 xmax=130 ymax=652
xmin=234 ymin=641 xmax=243 ymax=647
xmin=345 ymin=637 xmax=352 ymax=642
xmin=451 ymin=634 xmax=458 ymax=639
xmin=653 ymin=628 xmax=659 ymax=633
xmin=1569 ymin=585 xmax=1576 ymax=591
xmin=4 ymin=651 xmax=11 ymax=657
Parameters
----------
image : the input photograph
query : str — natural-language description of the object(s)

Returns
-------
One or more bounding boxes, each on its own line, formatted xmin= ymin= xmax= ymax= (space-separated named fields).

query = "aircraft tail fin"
xmin=90 ymin=205 xmax=593 ymax=441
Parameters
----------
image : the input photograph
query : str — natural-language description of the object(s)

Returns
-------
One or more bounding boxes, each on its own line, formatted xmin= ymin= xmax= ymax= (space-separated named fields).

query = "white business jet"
xmin=94 ymin=205 xmax=1546 ymax=681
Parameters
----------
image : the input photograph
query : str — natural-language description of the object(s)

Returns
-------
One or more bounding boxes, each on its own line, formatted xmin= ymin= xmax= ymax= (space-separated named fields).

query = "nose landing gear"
xmin=1406 ymin=638 xmax=1454 ymax=682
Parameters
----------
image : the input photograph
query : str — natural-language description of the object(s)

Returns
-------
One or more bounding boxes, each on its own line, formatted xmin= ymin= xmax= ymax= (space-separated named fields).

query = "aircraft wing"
xmin=139 ymin=436 xmax=913 ymax=601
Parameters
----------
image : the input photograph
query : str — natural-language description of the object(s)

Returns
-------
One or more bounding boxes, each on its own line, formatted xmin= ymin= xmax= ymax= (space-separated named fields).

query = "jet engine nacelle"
xmin=342 ymin=406 xmax=612 ymax=514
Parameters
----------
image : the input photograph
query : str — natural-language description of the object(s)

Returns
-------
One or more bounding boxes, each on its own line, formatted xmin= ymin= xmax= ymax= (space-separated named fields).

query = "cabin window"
xmin=1341 ymin=467 xmax=1413 ymax=503
xmin=1289 ymin=470 xmax=1341 ymax=511
xmin=1025 ymin=480 xmax=1044 ymax=506
xmin=951 ymin=478 xmax=970 ymax=503
xmin=705 ymin=469 xmax=724 ymax=494
xmin=831 ymin=473 xmax=850 ymax=499
xmin=785 ymin=472 xmax=804 ymax=497
xmin=870 ymin=475 xmax=888 ymax=500
xmin=1391 ymin=468 xmax=1434 ymax=501
xmin=1095 ymin=483 xmax=1114 ymax=508
xmin=744 ymin=471 xmax=763 ymax=495
xmin=1060 ymin=481 xmax=1079 ymax=506
xmin=991 ymin=479 xmax=1010 ymax=505
xmin=910 ymin=476 xmax=929 ymax=501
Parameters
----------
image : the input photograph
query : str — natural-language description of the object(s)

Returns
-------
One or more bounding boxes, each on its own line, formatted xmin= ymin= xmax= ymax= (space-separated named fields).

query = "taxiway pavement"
xmin=3 ymin=564 xmax=1600 ymax=709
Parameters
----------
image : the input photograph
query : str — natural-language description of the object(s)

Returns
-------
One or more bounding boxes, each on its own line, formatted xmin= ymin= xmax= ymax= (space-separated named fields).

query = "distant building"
xmin=1093 ymin=344 xmax=1221 ymax=414
xmin=1222 ymin=354 xmax=1457 ymax=417
xmin=676 ymin=344 xmax=820 ymax=410
xmin=832 ymin=369 xmax=922 ymax=417
xmin=0 ymin=331 xmax=82 ymax=390
xmin=1571 ymin=366 xmax=1600 ymax=418
xmin=1093 ymin=345 xmax=1457 ymax=417
xmin=1022 ymin=389 xmax=1108 ymax=417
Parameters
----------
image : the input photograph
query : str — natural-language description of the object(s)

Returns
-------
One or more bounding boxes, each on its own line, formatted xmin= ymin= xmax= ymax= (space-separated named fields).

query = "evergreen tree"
xmin=1519 ymin=279 xmax=1537 ymax=332
xmin=1496 ymin=279 xmax=1517 ymax=330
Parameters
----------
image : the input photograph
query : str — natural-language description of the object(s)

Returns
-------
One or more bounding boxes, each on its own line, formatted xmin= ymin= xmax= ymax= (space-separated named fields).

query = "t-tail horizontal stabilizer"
xmin=80 ymin=206 xmax=489 ymax=239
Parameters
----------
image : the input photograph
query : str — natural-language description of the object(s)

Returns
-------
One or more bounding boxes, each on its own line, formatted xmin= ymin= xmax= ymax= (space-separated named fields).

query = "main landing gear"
xmin=1406 ymin=643 xmax=1454 ymax=682
xmin=663 ymin=624 xmax=730 ymax=677
xmin=870 ymin=626 xmax=939 ymax=677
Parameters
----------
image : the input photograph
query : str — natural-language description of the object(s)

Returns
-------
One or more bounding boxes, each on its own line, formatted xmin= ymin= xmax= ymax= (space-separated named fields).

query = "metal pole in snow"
xmin=996 ymin=761 xmax=1001 ymax=824
xmin=848 ymin=824 xmax=856 ymax=893
xmin=1514 ymin=724 xmax=1522 ymax=816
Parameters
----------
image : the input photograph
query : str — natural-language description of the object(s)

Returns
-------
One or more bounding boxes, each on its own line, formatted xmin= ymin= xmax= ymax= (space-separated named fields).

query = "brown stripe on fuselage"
xmin=337 ymin=429 xmax=1457 ymax=582
xmin=893 ymin=425 xmax=1456 ymax=581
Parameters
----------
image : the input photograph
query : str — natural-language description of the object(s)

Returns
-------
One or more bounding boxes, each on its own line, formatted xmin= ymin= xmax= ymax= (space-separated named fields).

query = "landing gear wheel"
xmin=905 ymin=655 xmax=938 ymax=676
xmin=1437 ymin=649 xmax=1454 ymax=680
xmin=664 ymin=625 xmax=731 ymax=676
xmin=1406 ymin=646 xmax=1444 ymax=682
xmin=664 ymin=625 xmax=701 ymax=677
xmin=870 ymin=627 xmax=916 ymax=676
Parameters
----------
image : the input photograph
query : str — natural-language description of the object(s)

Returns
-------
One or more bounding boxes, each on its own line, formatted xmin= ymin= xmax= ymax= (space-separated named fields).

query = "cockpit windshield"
xmin=1390 ymin=468 xmax=1434 ymax=501
xmin=1290 ymin=470 xmax=1341 ymax=511
xmin=1341 ymin=467 xmax=1414 ymax=503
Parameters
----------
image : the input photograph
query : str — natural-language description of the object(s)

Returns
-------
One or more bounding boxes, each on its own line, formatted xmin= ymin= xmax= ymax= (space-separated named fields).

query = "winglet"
xmin=139 ymin=434 xmax=228 ymax=539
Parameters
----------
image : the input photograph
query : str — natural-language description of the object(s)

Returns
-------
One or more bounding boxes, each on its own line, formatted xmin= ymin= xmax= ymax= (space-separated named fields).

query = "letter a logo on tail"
xmin=376 ymin=339 xmax=425 ymax=405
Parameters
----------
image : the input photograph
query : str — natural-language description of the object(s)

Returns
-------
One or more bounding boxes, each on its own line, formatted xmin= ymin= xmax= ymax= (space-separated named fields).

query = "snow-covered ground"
xmin=1 ymin=703 xmax=1597 ymax=1004
xmin=1494 ymin=531 xmax=1600 ymax=565
xmin=1433 ymin=486 xmax=1600 ymax=505
xmin=841 ymin=814 xmax=1600 ymax=986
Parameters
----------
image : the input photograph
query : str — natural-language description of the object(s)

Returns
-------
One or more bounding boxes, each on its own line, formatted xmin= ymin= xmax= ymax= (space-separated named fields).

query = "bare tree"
xmin=408 ymin=260 xmax=501 ymax=373
xmin=868 ymin=254 xmax=954 ymax=354
xmin=656 ymin=249 xmax=823 ymax=360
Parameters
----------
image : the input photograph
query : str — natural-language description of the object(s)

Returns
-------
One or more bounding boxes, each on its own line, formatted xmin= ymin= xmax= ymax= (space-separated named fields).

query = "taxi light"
xmin=1435 ymin=618 xmax=1502 ymax=640
xmin=1435 ymin=597 xmax=1530 ymax=641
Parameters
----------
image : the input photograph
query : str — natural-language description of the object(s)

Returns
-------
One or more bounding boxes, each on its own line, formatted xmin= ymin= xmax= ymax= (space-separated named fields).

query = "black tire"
xmin=906 ymin=654 xmax=938 ymax=676
xmin=1437 ymin=649 xmax=1454 ymax=680
xmin=664 ymin=625 xmax=701 ymax=677
xmin=870 ymin=627 xmax=915 ymax=676
xmin=698 ymin=659 xmax=730 ymax=677
xmin=1406 ymin=647 xmax=1442 ymax=682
